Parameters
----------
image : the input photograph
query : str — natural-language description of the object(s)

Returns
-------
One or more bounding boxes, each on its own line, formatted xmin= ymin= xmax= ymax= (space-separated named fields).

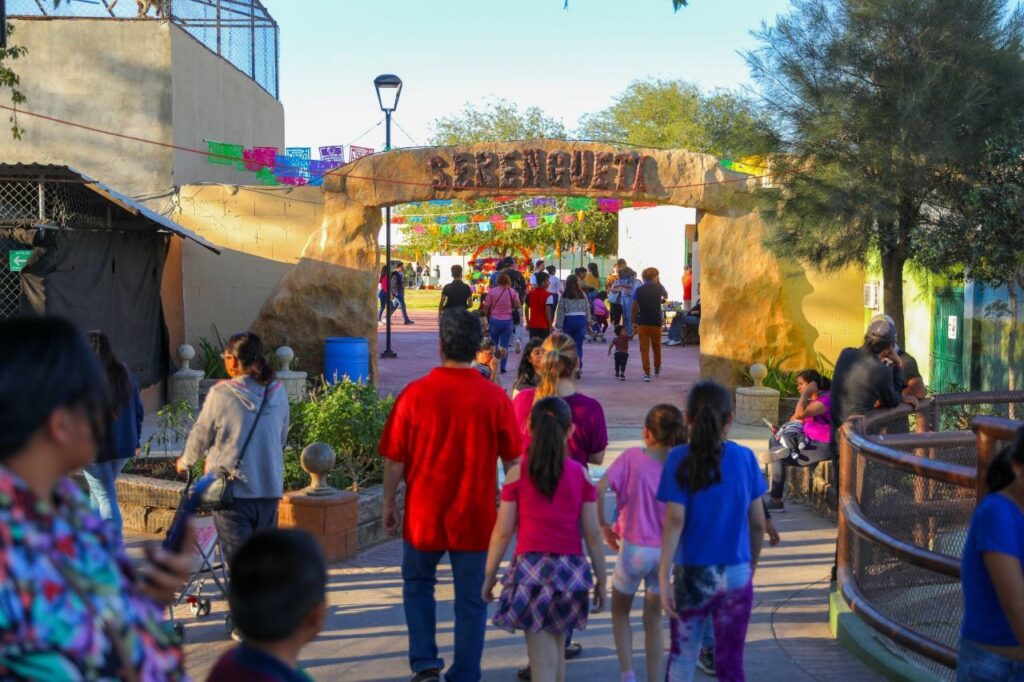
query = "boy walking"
xmin=207 ymin=529 xmax=327 ymax=682
xmin=609 ymin=324 xmax=630 ymax=380
xmin=526 ymin=271 xmax=554 ymax=340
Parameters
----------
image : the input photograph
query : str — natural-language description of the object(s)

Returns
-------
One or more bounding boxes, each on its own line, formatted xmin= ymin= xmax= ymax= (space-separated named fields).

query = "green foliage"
xmin=741 ymin=354 xmax=800 ymax=396
xmin=198 ymin=327 xmax=229 ymax=380
xmin=577 ymin=79 xmax=774 ymax=158
xmin=286 ymin=379 xmax=395 ymax=492
xmin=747 ymin=0 xmax=1024 ymax=345
xmin=429 ymin=99 xmax=567 ymax=146
xmin=141 ymin=399 xmax=195 ymax=458
xmin=0 ymin=23 xmax=28 ymax=139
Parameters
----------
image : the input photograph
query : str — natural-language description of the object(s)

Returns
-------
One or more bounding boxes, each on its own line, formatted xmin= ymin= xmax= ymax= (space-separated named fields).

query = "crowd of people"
xmin=0 ymin=295 xmax=1019 ymax=681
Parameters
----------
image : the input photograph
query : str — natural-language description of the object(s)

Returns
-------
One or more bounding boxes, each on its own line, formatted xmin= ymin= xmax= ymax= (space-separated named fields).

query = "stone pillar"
xmin=735 ymin=363 xmax=781 ymax=426
xmin=275 ymin=346 xmax=308 ymax=403
xmin=277 ymin=443 xmax=359 ymax=562
xmin=167 ymin=345 xmax=203 ymax=411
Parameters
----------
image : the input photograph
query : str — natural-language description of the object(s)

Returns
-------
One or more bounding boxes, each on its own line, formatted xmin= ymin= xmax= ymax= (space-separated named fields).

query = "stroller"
xmin=586 ymin=296 xmax=609 ymax=343
xmin=165 ymin=470 xmax=232 ymax=640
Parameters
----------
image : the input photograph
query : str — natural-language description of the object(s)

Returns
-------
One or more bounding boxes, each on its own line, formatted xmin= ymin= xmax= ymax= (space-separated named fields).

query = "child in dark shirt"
xmin=207 ymin=529 xmax=327 ymax=682
xmin=608 ymin=324 xmax=631 ymax=381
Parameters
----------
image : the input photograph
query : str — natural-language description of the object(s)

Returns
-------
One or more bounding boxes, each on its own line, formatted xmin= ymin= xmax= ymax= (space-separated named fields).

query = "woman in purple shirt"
xmin=766 ymin=369 xmax=832 ymax=512
xmin=511 ymin=332 xmax=608 ymax=670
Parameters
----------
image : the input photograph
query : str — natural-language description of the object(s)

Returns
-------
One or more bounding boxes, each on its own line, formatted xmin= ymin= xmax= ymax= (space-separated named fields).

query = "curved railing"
xmin=835 ymin=392 xmax=1024 ymax=677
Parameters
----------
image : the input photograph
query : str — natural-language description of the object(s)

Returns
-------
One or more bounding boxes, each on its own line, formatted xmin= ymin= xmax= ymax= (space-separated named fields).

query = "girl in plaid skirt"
xmin=482 ymin=396 xmax=608 ymax=682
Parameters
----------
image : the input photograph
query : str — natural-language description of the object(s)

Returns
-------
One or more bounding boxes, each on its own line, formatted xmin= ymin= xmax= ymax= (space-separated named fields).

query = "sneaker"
xmin=514 ymin=339 xmax=522 ymax=353
xmin=403 ymin=320 xmax=416 ymax=325
xmin=411 ymin=670 xmax=441 ymax=682
xmin=764 ymin=496 xmax=786 ymax=512
xmin=655 ymin=368 xmax=661 ymax=377
xmin=565 ymin=641 xmax=583 ymax=659
xmin=620 ymin=375 xmax=625 ymax=381
xmin=517 ymin=666 xmax=531 ymax=680
xmin=643 ymin=374 xmax=651 ymax=382
xmin=229 ymin=628 xmax=243 ymax=643
xmin=697 ymin=647 xmax=715 ymax=675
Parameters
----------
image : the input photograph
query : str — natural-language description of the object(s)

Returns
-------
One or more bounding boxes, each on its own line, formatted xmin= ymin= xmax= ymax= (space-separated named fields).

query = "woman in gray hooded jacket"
xmin=177 ymin=331 xmax=290 ymax=563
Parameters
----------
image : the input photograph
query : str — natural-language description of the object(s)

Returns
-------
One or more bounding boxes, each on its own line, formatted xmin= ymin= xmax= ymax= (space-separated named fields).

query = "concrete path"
xmin=145 ymin=309 xmax=880 ymax=680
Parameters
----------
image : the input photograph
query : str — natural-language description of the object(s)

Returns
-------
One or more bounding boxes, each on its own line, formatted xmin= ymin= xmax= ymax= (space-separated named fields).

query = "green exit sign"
xmin=8 ymin=250 xmax=30 ymax=273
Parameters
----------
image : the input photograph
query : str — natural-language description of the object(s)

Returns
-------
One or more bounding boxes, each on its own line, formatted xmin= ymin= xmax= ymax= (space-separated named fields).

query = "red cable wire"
xmin=0 ymin=103 xmax=793 ymax=192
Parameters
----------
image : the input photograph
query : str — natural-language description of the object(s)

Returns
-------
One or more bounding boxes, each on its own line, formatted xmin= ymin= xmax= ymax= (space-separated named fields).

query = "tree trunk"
xmin=1009 ymin=274 xmax=1020 ymax=393
xmin=881 ymin=249 xmax=907 ymax=349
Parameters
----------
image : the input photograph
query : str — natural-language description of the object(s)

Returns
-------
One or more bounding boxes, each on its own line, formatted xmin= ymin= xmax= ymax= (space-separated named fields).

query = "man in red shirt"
xmin=682 ymin=265 xmax=693 ymax=309
xmin=525 ymin=271 xmax=554 ymax=341
xmin=380 ymin=308 xmax=521 ymax=682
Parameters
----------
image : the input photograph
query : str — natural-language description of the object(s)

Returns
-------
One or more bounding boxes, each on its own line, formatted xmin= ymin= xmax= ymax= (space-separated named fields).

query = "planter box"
xmin=118 ymin=474 xmax=403 ymax=557
xmin=778 ymin=397 xmax=800 ymax=425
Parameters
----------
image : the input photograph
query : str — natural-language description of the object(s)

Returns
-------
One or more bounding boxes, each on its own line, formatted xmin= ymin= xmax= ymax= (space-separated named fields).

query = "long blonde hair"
xmin=534 ymin=333 xmax=578 ymax=402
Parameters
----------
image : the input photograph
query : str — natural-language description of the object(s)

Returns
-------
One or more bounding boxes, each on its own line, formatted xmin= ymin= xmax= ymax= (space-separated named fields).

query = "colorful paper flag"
xmin=479 ymin=221 xmax=491 ymax=231
xmin=319 ymin=145 xmax=346 ymax=164
xmin=255 ymin=167 xmax=278 ymax=186
xmin=207 ymin=141 xmax=244 ymax=169
xmin=286 ymin=147 xmax=312 ymax=161
xmin=350 ymin=145 xmax=375 ymax=160
xmin=243 ymin=146 xmax=277 ymax=172
xmin=567 ymin=197 xmax=594 ymax=211
xmin=525 ymin=214 xmax=538 ymax=228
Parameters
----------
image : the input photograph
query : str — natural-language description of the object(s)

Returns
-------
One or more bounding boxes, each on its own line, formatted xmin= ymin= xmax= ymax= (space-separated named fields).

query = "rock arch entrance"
xmin=254 ymin=140 xmax=824 ymax=385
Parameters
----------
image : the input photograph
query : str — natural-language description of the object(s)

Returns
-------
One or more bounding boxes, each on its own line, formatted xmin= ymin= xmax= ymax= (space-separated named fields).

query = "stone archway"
xmin=253 ymin=140 xmax=821 ymax=385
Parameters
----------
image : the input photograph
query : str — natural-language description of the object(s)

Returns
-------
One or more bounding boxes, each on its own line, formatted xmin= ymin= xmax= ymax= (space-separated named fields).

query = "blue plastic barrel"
xmin=324 ymin=337 xmax=370 ymax=384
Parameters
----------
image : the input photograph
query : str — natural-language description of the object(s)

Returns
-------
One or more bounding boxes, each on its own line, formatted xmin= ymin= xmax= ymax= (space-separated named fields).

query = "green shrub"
xmin=742 ymin=353 xmax=800 ymax=396
xmin=285 ymin=378 xmax=395 ymax=492
xmin=198 ymin=327 xmax=229 ymax=380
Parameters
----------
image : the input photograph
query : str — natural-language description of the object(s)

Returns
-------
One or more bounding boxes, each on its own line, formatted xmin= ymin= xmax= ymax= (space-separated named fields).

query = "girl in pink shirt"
xmin=597 ymin=404 xmax=687 ymax=682
xmin=483 ymin=397 xmax=608 ymax=682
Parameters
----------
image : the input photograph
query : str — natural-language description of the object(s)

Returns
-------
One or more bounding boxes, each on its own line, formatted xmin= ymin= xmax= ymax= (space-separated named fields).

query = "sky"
xmin=261 ymin=0 xmax=792 ymax=154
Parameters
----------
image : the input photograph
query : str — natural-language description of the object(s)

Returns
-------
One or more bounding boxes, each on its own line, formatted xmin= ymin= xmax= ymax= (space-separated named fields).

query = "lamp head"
xmin=374 ymin=74 xmax=402 ymax=112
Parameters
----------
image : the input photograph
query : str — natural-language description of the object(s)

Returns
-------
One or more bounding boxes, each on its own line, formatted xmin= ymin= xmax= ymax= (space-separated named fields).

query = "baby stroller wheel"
xmin=224 ymin=613 xmax=233 ymax=634
xmin=189 ymin=600 xmax=200 ymax=616
xmin=199 ymin=598 xmax=212 ymax=617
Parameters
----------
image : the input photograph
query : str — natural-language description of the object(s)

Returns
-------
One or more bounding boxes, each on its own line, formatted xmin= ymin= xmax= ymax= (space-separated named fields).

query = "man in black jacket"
xmin=389 ymin=263 xmax=414 ymax=325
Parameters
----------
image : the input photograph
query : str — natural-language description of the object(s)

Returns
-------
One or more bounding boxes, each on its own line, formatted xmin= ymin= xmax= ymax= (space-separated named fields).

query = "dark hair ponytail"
xmin=987 ymin=427 xmax=1024 ymax=493
xmin=87 ymin=330 xmax=131 ymax=417
xmin=527 ymin=397 xmax=572 ymax=499
xmin=226 ymin=332 xmax=274 ymax=386
xmin=677 ymin=380 xmax=733 ymax=493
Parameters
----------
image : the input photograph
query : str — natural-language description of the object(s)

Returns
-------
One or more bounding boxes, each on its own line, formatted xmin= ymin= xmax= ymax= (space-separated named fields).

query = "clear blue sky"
xmin=261 ymin=0 xmax=792 ymax=153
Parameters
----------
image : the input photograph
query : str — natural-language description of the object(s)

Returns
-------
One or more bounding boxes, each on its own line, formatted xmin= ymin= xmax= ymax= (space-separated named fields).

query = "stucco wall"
xmin=2 ymin=19 xmax=175 ymax=198
xmin=172 ymin=185 xmax=323 ymax=351
xmin=169 ymin=26 xmax=284 ymax=186
xmin=787 ymin=266 xmax=865 ymax=367
xmin=617 ymin=206 xmax=697 ymax=301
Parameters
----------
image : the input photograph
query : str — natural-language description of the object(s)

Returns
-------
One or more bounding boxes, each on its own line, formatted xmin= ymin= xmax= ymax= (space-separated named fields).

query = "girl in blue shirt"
xmin=657 ymin=380 xmax=767 ymax=681
xmin=958 ymin=426 xmax=1024 ymax=681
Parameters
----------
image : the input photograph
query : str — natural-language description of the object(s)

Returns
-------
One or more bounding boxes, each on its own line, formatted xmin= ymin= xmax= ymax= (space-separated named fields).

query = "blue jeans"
xmin=395 ymin=291 xmax=412 ymax=322
xmin=402 ymin=542 xmax=487 ymax=681
xmin=957 ymin=640 xmax=1024 ymax=681
xmin=621 ymin=298 xmax=634 ymax=335
xmin=489 ymin=318 xmax=513 ymax=371
xmin=563 ymin=315 xmax=587 ymax=370
xmin=82 ymin=458 xmax=130 ymax=537
xmin=213 ymin=498 xmax=280 ymax=564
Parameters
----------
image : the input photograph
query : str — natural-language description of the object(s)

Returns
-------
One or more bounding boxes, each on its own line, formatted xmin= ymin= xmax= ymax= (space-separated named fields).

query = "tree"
xmin=1 ymin=23 xmax=29 ymax=138
xmin=917 ymin=122 xmax=1024 ymax=393
xmin=428 ymin=99 xmax=567 ymax=146
xmin=747 ymin=0 xmax=1024 ymax=347
xmin=577 ymin=78 xmax=774 ymax=159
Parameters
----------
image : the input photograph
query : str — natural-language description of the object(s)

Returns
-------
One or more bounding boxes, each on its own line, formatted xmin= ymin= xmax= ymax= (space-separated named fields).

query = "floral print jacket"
xmin=0 ymin=467 xmax=185 ymax=681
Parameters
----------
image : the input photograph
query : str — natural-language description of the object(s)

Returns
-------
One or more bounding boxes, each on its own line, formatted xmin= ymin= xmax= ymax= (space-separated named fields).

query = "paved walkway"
xmin=155 ymin=309 xmax=880 ymax=680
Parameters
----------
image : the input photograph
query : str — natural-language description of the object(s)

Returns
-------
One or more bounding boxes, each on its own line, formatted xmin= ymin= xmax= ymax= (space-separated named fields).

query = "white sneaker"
xmin=643 ymin=375 xmax=651 ymax=382
xmin=513 ymin=339 xmax=522 ymax=354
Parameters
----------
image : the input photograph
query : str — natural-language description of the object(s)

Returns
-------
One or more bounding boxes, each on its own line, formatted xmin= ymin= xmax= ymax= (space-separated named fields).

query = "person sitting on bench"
xmin=665 ymin=300 xmax=700 ymax=346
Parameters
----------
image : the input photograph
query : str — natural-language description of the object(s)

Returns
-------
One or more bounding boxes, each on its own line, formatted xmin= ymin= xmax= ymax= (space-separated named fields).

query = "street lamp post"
xmin=374 ymin=74 xmax=402 ymax=359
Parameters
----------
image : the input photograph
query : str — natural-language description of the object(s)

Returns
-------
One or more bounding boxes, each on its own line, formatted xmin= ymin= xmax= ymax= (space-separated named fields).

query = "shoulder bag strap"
xmin=232 ymin=386 xmax=269 ymax=471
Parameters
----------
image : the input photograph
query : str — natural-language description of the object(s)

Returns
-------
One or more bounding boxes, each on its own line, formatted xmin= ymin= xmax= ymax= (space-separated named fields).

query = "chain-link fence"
xmin=10 ymin=0 xmax=279 ymax=98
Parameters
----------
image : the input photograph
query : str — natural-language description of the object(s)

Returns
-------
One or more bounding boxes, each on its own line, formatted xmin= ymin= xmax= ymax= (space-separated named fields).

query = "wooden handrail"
xmin=845 ymin=428 xmax=976 ymax=488
xmin=971 ymin=416 xmax=1023 ymax=500
xmin=843 ymin=499 xmax=960 ymax=578
xmin=838 ymin=567 xmax=958 ymax=669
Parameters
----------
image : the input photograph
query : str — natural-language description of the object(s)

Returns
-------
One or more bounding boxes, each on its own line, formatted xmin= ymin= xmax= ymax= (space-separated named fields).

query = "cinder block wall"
xmin=172 ymin=185 xmax=324 ymax=354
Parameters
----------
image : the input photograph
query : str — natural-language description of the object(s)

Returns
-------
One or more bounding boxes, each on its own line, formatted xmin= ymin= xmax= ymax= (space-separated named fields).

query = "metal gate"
xmin=0 ymin=237 xmax=24 ymax=320
xmin=930 ymin=287 xmax=965 ymax=391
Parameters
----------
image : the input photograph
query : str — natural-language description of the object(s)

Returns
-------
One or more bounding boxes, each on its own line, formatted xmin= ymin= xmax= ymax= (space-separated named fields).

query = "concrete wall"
xmin=617 ymin=206 xmax=697 ymax=301
xmin=169 ymin=26 xmax=284 ymax=186
xmin=787 ymin=266 xmax=866 ymax=367
xmin=2 ymin=19 xmax=175 ymax=198
xmin=172 ymin=184 xmax=323 ymax=352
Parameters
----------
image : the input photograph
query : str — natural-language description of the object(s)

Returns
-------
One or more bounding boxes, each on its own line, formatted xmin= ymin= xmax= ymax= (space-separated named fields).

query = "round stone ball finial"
xmin=276 ymin=346 xmax=295 ymax=372
xmin=749 ymin=363 xmax=768 ymax=389
xmin=300 ymin=442 xmax=338 ymax=496
xmin=177 ymin=344 xmax=196 ymax=370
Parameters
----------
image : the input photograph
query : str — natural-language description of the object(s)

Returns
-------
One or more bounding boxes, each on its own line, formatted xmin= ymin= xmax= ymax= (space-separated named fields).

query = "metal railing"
xmin=11 ymin=0 xmax=279 ymax=98
xmin=836 ymin=392 xmax=1024 ymax=679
